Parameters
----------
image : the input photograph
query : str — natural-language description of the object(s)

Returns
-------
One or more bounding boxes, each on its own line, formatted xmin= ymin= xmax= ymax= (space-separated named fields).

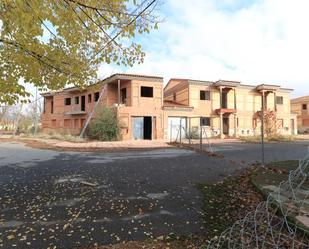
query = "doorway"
xmin=132 ymin=117 xmax=152 ymax=140
xmin=223 ymin=117 xmax=229 ymax=135
xmin=81 ymin=96 xmax=86 ymax=111
xmin=290 ymin=119 xmax=295 ymax=135
xmin=143 ymin=117 xmax=152 ymax=140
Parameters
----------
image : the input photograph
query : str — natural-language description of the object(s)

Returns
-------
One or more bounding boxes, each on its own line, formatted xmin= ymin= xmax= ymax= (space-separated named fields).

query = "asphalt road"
xmin=0 ymin=140 xmax=308 ymax=249
xmin=0 ymin=141 xmax=241 ymax=249
xmin=209 ymin=141 xmax=309 ymax=163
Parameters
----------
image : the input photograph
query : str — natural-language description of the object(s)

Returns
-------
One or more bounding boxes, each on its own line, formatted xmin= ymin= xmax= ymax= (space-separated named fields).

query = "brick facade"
xmin=41 ymin=74 xmax=297 ymax=140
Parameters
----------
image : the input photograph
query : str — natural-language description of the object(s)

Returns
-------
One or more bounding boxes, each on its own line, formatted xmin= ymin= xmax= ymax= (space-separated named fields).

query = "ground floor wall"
xmin=117 ymin=107 xmax=164 ymax=140
xmin=163 ymin=109 xmax=297 ymax=141
xmin=41 ymin=108 xmax=297 ymax=140
xmin=297 ymin=116 xmax=309 ymax=133
xmin=41 ymin=114 xmax=86 ymax=136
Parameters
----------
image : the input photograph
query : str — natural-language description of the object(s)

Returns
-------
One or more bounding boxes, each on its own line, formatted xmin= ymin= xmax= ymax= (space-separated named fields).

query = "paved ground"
xmin=0 ymin=141 xmax=241 ymax=249
xmin=0 ymin=141 xmax=308 ymax=249
xmin=202 ymin=141 xmax=309 ymax=163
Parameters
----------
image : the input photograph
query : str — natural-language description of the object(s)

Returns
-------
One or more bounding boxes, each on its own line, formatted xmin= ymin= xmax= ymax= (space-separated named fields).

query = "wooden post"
xmin=79 ymin=84 xmax=106 ymax=138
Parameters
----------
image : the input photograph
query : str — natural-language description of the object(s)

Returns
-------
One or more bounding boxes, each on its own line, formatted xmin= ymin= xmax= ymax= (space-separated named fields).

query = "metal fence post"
xmin=188 ymin=117 xmax=191 ymax=145
xmin=200 ymin=117 xmax=202 ymax=151
xmin=179 ymin=118 xmax=182 ymax=144
xmin=261 ymin=91 xmax=265 ymax=165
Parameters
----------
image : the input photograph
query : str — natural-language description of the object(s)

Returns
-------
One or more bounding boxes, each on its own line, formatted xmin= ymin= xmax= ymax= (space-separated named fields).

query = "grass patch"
xmin=20 ymin=132 xmax=86 ymax=143
xmin=198 ymin=169 xmax=263 ymax=238
xmin=240 ymin=135 xmax=295 ymax=143
xmin=250 ymin=160 xmax=309 ymax=234
xmin=251 ymin=160 xmax=299 ymax=195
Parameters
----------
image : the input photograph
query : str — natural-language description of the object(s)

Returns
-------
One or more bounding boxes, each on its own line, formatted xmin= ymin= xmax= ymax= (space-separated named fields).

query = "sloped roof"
xmin=291 ymin=95 xmax=309 ymax=103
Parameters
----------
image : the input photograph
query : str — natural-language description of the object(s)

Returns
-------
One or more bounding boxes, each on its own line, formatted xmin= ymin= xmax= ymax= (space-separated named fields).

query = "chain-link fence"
xmin=206 ymin=153 xmax=309 ymax=249
xmin=169 ymin=116 xmax=218 ymax=153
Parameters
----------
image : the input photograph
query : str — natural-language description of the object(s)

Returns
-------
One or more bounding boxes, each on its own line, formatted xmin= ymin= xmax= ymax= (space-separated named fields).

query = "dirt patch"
xmin=0 ymin=137 xmax=58 ymax=150
xmin=75 ymin=238 xmax=203 ymax=249
xmin=0 ymin=137 xmax=174 ymax=152
xmin=199 ymin=167 xmax=264 ymax=239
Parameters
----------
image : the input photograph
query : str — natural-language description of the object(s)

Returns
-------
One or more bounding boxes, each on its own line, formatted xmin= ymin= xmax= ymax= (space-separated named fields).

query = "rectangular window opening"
xmin=75 ymin=96 xmax=79 ymax=105
xmin=121 ymin=88 xmax=127 ymax=103
xmin=302 ymin=104 xmax=307 ymax=110
xmin=64 ymin=119 xmax=71 ymax=128
xmin=276 ymin=96 xmax=283 ymax=105
xmin=141 ymin=86 xmax=153 ymax=98
xmin=200 ymin=90 xmax=210 ymax=100
xmin=200 ymin=117 xmax=211 ymax=126
xmin=51 ymin=100 xmax=54 ymax=113
xmin=64 ymin=98 xmax=71 ymax=106
xmin=94 ymin=92 xmax=100 ymax=102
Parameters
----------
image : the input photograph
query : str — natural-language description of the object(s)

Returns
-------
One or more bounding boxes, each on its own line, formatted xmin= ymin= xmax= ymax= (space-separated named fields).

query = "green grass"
xmin=198 ymin=172 xmax=263 ymax=239
xmin=240 ymin=135 xmax=295 ymax=143
xmin=198 ymin=181 xmax=236 ymax=237
xmin=20 ymin=132 xmax=86 ymax=143
xmin=250 ymin=161 xmax=298 ymax=197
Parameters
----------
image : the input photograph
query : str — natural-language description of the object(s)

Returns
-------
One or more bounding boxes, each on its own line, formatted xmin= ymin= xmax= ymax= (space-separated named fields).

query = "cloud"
xmin=120 ymin=0 xmax=309 ymax=97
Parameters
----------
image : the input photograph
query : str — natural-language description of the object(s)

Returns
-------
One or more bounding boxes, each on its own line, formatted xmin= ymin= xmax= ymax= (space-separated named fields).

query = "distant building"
xmin=41 ymin=74 xmax=164 ymax=140
xmin=41 ymin=74 xmax=297 ymax=140
xmin=164 ymin=79 xmax=297 ymax=139
xmin=291 ymin=95 xmax=309 ymax=133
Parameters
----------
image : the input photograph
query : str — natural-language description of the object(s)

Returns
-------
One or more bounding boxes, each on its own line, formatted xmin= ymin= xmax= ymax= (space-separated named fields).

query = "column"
xmin=234 ymin=114 xmax=237 ymax=137
xmin=219 ymin=86 xmax=223 ymax=108
xmin=234 ymin=88 xmax=237 ymax=110
xmin=274 ymin=91 xmax=277 ymax=111
xmin=117 ymin=79 xmax=121 ymax=105
xmin=220 ymin=113 xmax=224 ymax=138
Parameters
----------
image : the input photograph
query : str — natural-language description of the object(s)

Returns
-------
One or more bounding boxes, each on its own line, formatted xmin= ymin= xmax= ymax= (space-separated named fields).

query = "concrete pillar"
xmin=234 ymin=88 xmax=237 ymax=110
xmin=220 ymin=113 xmax=224 ymax=138
xmin=234 ymin=114 xmax=237 ymax=137
xmin=117 ymin=79 xmax=121 ymax=105
xmin=274 ymin=91 xmax=277 ymax=111
xmin=219 ymin=87 xmax=223 ymax=108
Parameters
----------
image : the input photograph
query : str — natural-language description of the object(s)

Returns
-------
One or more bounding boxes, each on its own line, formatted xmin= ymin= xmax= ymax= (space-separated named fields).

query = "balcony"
xmin=215 ymin=108 xmax=237 ymax=115
xmin=65 ymin=105 xmax=87 ymax=115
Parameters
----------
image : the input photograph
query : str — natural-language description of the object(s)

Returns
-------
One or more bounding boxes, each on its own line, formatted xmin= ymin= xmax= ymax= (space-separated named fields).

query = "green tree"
xmin=0 ymin=0 xmax=160 ymax=104
xmin=88 ymin=107 xmax=120 ymax=141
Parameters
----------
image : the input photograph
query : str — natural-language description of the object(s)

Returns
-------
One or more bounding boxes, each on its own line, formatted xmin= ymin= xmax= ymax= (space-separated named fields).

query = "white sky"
xmin=110 ymin=0 xmax=309 ymax=98
xmin=23 ymin=0 xmax=309 ymax=99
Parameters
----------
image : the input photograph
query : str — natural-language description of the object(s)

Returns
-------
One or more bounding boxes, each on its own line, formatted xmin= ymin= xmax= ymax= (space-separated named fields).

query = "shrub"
xmin=186 ymin=128 xmax=200 ymax=139
xmin=87 ymin=107 xmax=120 ymax=141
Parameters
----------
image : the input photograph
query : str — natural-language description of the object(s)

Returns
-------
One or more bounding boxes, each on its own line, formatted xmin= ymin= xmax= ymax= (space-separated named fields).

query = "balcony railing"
xmin=64 ymin=105 xmax=87 ymax=115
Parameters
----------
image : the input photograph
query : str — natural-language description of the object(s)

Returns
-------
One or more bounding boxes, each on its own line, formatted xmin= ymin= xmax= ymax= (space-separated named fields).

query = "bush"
xmin=186 ymin=128 xmax=200 ymax=139
xmin=87 ymin=107 xmax=120 ymax=141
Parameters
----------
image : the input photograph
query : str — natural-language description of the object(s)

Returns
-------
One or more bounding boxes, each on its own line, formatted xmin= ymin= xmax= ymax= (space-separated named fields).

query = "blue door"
xmin=133 ymin=117 xmax=144 ymax=140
